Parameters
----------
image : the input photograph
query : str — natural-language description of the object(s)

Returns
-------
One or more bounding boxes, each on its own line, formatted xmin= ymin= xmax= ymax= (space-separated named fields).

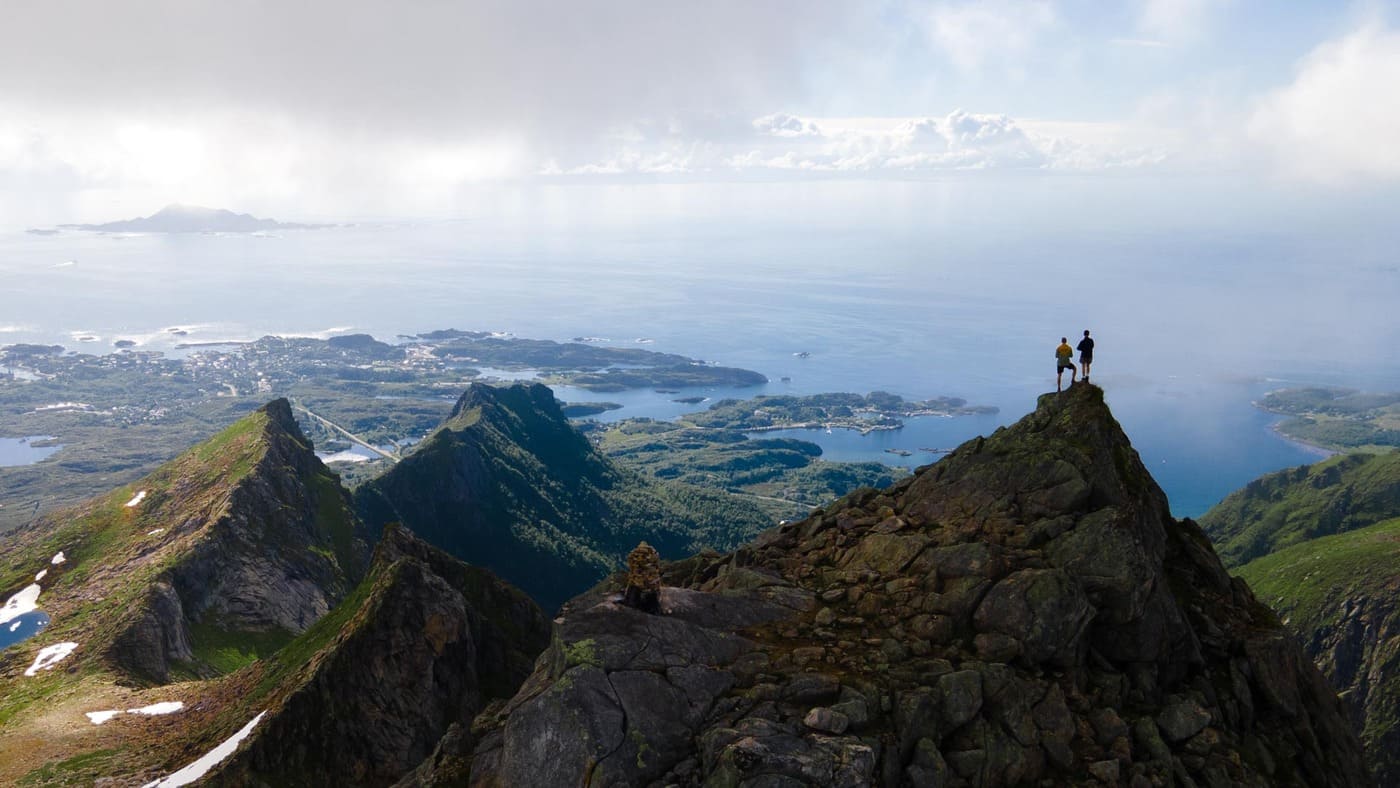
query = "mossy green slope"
xmin=1234 ymin=518 xmax=1400 ymax=786
xmin=0 ymin=399 xmax=368 ymax=784
xmin=1198 ymin=450 xmax=1400 ymax=566
xmin=2 ymin=403 xmax=547 ymax=786
xmin=8 ymin=521 xmax=548 ymax=787
xmin=356 ymin=383 xmax=773 ymax=611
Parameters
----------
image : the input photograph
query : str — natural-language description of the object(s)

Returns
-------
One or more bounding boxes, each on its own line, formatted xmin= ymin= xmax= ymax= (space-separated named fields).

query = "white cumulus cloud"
xmin=1248 ymin=23 xmax=1400 ymax=183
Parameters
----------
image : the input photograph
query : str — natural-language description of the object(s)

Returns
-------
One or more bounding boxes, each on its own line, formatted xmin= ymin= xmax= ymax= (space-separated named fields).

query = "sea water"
xmin=3 ymin=177 xmax=1397 ymax=517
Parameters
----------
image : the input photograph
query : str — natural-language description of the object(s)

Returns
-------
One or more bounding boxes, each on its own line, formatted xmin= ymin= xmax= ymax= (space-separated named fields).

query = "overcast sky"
xmin=2 ymin=0 xmax=1398 ymax=220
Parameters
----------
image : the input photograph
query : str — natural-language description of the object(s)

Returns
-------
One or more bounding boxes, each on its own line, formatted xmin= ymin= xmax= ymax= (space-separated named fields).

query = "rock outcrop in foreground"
xmin=460 ymin=384 xmax=1371 ymax=787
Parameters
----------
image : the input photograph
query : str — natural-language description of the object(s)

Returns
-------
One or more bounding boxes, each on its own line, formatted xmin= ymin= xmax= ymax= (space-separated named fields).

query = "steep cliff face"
xmin=356 ymin=382 xmax=772 ymax=611
xmin=1200 ymin=450 xmax=1400 ymax=784
xmin=1203 ymin=450 xmax=1400 ymax=787
xmin=463 ymin=385 xmax=1371 ymax=788
xmin=202 ymin=524 xmax=551 ymax=787
xmin=1234 ymin=519 xmax=1400 ymax=787
xmin=0 ymin=398 xmax=368 ymax=686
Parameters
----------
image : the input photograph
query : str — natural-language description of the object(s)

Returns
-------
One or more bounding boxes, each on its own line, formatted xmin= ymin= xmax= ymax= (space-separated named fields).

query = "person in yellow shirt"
xmin=1056 ymin=337 xmax=1077 ymax=391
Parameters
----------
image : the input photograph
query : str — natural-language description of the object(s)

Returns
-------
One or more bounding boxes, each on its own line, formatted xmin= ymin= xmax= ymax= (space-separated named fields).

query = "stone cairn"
xmin=622 ymin=541 xmax=662 ymax=614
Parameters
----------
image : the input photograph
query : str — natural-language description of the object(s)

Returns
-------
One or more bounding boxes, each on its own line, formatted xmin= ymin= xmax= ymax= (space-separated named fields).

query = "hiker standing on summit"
xmin=1077 ymin=330 xmax=1094 ymax=381
xmin=1056 ymin=337 xmax=1077 ymax=391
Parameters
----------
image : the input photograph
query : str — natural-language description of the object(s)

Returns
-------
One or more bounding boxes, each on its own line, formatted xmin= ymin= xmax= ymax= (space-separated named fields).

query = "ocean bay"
xmin=4 ymin=178 xmax=1396 ymax=518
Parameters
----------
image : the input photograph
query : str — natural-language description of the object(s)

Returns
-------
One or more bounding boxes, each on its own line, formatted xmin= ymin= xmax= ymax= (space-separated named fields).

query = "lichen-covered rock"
xmin=1157 ymin=699 xmax=1212 ymax=742
xmin=458 ymin=384 xmax=1374 ymax=787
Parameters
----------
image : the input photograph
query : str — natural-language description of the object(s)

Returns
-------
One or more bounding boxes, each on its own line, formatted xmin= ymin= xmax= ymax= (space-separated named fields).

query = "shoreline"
xmin=1264 ymin=418 xmax=1339 ymax=459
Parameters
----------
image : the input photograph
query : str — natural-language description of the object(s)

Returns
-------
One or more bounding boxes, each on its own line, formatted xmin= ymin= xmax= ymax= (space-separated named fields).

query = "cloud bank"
xmin=551 ymin=110 xmax=1166 ymax=176
xmin=0 ymin=1 xmax=1396 ymax=221
xmin=1248 ymin=23 xmax=1400 ymax=183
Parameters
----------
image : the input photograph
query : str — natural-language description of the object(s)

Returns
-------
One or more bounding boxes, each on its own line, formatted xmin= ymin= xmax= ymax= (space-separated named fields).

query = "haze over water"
xmin=5 ymin=176 xmax=1398 ymax=516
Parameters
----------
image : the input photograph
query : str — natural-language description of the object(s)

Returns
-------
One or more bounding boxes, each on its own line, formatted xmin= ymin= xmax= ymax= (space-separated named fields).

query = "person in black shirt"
xmin=1077 ymin=330 xmax=1094 ymax=380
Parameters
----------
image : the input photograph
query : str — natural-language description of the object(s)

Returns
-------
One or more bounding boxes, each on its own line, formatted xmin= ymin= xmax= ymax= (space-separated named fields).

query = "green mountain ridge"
xmin=0 ymin=399 xmax=368 ymax=688
xmin=1198 ymin=450 xmax=1400 ymax=566
xmin=0 ymin=400 xmax=550 ymax=786
xmin=355 ymin=382 xmax=774 ymax=611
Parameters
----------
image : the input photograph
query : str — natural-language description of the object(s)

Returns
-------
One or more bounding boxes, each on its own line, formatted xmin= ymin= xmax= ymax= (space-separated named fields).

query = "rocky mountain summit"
xmin=460 ymin=384 xmax=1371 ymax=787
xmin=356 ymin=382 xmax=772 ymax=611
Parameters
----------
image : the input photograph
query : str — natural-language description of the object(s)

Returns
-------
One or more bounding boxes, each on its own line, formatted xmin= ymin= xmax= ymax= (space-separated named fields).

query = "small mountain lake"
xmin=0 ymin=611 xmax=51 ymax=650
xmin=0 ymin=436 xmax=62 ymax=467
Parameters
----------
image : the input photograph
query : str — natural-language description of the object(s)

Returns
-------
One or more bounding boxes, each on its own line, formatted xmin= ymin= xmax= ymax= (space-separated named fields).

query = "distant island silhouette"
xmin=55 ymin=203 xmax=332 ymax=234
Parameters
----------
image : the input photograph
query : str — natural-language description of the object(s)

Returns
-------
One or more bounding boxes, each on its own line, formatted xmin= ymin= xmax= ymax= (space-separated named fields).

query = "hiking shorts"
xmin=1057 ymin=362 xmax=1075 ymax=373
xmin=1079 ymin=353 xmax=1093 ymax=364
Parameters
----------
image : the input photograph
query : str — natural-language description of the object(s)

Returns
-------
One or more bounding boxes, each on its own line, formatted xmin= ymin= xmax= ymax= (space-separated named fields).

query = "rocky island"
xmin=54 ymin=203 xmax=333 ymax=234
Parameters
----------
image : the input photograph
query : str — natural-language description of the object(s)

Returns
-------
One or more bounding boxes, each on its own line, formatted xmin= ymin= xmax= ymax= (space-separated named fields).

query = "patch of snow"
xmin=86 ymin=701 xmax=184 ymax=726
xmin=34 ymin=569 xmax=47 ymax=582
xmin=24 ymin=641 xmax=77 ymax=676
xmin=8 ymin=621 xmax=20 ymax=632
xmin=1 ymin=583 xmax=41 ymax=624
xmin=140 ymin=711 xmax=266 ymax=788
xmin=148 ymin=528 xmax=166 ymax=536
xmin=131 ymin=701 xmax=184 ymax=716
xmin=51 ymin=551 xmax=66 ymax=565
xmin=125 ymin=490 xmax=147 ymax=507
